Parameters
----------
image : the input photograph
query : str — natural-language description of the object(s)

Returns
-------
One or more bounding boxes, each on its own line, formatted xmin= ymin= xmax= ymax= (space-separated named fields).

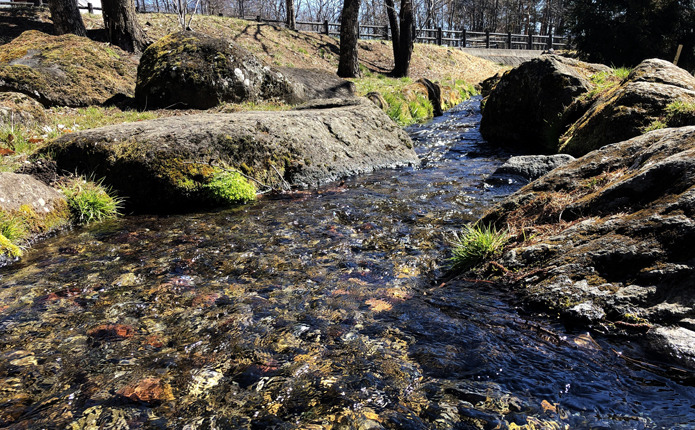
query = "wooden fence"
xmin=1 ymin=1 xmax=566 ymax=51
xmin=236 ymin=15 xmax=566 ymax=50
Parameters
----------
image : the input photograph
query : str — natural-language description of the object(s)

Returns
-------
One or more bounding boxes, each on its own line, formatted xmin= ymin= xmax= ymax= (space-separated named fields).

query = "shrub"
xmin=203 ymin=170 xmax=257 ymax=204
xmin=60 ymin=177 xmax=123 ymax=224
xmin=449 ymin=223 xmax=508 ymax=270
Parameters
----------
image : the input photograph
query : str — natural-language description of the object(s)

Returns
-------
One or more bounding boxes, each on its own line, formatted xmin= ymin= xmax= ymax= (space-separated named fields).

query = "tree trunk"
xmin=102 ymin=0 xmax=149 ymax=52
xmin=47 ymin=0 xmax=87 ymax=36
xmin=384 ymin=0 xmax=400 ymax=62
xmin=337 ymin=0 xmax=361 ymax=78
xmin=286 ymin=0 xmax=296 ymax=29
xmin=392 ymin=0 xmax=413 ymax=77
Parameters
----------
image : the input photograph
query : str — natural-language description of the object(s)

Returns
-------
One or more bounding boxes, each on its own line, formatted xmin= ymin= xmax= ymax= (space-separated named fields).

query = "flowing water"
xmin=1 ymin=98 xmax=695 ymax=429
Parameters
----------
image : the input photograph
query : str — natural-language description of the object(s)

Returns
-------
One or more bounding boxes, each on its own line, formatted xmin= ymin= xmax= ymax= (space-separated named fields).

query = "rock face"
xmin=480 ymin=126 xmax=695 ymax=368
xmin=480 ymin=55 xmax=611 ymax=153
xmin=135 ymin=32 xmax=301 ymax=109
xmin=0 ymin=31 xmax=137 ymax=107
xmin=43 ymin=98 xmax=417 ymax=213
xmin=559 ymin=59 xmax=695 ymax=155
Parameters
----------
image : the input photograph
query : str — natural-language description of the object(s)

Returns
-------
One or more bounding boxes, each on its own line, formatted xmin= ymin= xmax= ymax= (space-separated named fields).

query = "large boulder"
xmin=480 ymin=126 xmax=695 ymax=368
xmin=559 ymin=59 xmax=695 ymax=155
xmin=136 ymin=32 xmax=305 ymax=109
xmin=0 ymin=31 xmax=137 ymax=107
xmin=480 ymin=55 xmax=611 ymax=153
xmin=43 ymin=98 xmax=417 ymax=213
xmin=275 ymin=67 xmax=356 ymax=101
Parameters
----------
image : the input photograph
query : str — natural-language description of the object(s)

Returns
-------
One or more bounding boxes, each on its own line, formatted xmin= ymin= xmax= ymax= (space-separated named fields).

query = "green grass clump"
xmin=60 ymin=177 xmax=123 ymax=225
xmin=0 ymin=212 xmax=28 ymax=242
xmin=0 ymin=233 xmax=22 ymax=258
xmin=203 ymin=170 xmax=257 ymax=204
xmin=449 ymin=223 xmax=508 ymax=270
xmin=584 ymin=67 xmax=631 ymax=100
xmin=643 ymin=100 xmax=695 ymax=132
xmin=663 ymin=100 xmax=695 ymax=126
xmin=351 ymin=73 xmax=474 ymax=126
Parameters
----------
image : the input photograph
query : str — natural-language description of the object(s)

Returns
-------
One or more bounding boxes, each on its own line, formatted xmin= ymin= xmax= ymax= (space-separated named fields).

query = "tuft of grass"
xmin=643 ymin=100 xmax=695 ymax=132
xmin=584 ymin=67 xmax=631 ymax=100
xmin=0 ymin=233 xmax=22 ymax=258
xmin=449 ymin=223 xmax=508 ymax=270
xmin=0 ymin=212 xmax=28 ymax=242
xmin=59 ymin=177 xmax=123 ymax=225
xmin=203 ymin=170 xmax=257 ymax=204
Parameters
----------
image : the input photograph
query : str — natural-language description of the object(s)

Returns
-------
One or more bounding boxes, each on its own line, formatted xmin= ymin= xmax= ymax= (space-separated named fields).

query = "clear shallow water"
xmin=1 ymin=98 xmax=694 ymax=429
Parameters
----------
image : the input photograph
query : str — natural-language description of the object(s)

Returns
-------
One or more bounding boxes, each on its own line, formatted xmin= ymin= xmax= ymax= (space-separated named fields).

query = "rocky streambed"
xmin=2 ymin=99 xmax=695 ymax=429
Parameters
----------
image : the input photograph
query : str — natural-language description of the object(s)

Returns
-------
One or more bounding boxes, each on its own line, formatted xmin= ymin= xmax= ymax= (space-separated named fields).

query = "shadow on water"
xmin=1 ymin=98 xmax=694 ymax=428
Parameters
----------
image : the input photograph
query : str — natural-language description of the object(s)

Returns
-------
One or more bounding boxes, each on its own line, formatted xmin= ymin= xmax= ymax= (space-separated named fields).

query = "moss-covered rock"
xmin=0 ymin=30 xmax=137 ymax=107
xmin=479 ymin=126 xmax=695 ymax=368
xmin=0 ymin=172 xmax=70 ymax=265
xmin=42 ymin=98 xmax=417 ymax=213
xmin=480 ymin=55 xmax=611 ymax=153
xmin=559 ymin=59 xmax=695 ymax=155
xmin=135 ymin=31 xmax=302 ymax=109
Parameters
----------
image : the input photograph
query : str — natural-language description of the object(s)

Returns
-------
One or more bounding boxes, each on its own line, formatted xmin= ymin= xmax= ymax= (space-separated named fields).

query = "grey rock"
xmin=480 ymin=55 xmax=611 ymax=153
xmin=43 ymin=98 xmax=417 ymax=213
xmin=560 ymin=61 xmax=695 ymax=155
xmin=479 ymin=126 xmax=695 ymax=368
xmin=648 ymin=326 xmax=695 ymax=369
xmin=486 ymin=154 xmax=575 ymax=185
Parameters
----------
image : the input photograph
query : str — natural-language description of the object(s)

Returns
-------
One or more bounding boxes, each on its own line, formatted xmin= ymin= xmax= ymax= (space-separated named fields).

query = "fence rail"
xmin=225 ymin=15 xmax=567 ymax=50
xmin=11 ymin=1 xmax=567 ymax=50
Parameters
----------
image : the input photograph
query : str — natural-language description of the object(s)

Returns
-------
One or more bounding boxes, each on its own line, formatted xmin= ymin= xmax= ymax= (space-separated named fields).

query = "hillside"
xmin=1 ymin=9 xmax=502 ymax=85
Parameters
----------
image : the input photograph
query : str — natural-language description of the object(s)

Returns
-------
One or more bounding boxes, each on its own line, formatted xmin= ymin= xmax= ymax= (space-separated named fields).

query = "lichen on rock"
xmin=0 ymin=30 xmax=137 ymax=107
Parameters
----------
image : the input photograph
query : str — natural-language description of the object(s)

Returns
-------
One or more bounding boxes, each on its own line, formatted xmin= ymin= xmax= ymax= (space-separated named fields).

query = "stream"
xmin=1 ymin=97 xmax=695 ymax=429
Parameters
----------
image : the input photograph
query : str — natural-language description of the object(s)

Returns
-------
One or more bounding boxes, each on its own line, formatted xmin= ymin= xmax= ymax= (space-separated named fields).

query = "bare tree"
xmin=391 ymin=0 xmax=413 ymax=76
xmin=102 ymin=0 xmax=149 ymax=52
xmin=287 ymin=0 xmax=296 ymax=28
xmin=47 ymin=0 xmax=87 ymax=36
xmin=338 ymin=0 xmax=361 ymax=77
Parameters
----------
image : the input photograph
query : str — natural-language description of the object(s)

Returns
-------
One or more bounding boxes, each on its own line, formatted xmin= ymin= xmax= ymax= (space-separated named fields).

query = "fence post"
xmin=528 ymin=32 xmax=533 ymax=50
xmin=485 ymin=30 xmax=490 ymax=48
xmin=547 ymin=31 xmax=553 ymax=49
xmin=462 ymin=29 xmax=466 ymax=47
xmin=507 ymin=32 xmax=512 ymax=49
xmin=87 ymin=2 xmax=93 ymax=13
xmin=437 ymin=27 xmax=443 ymax=45
xmin=256 ymin=15 xmax=261 ymax=22
xmin=323 ymin=20 xmax=329 ymax=35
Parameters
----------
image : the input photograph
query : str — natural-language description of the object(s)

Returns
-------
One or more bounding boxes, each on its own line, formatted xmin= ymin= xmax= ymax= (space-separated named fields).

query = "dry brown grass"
xmin=1 ymin=9 xmax=502 ymax=85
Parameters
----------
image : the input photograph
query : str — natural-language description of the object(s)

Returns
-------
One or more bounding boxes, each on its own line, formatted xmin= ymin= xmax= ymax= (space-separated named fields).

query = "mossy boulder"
xmin=0 ymin=30 xmax=137 ymax=107
xmin=480 ymin=55 xmax=611 ymax=153
xmin=135 ymin=31 xmax=302 ymax=109
xmin=559 ymin=59 xmax=695 ymax=156
xmin=42 ymin=98 xmax=417 ymax=213
xmin=0 ymin=172 xmax=70 ymax=264
xmin=480 ymin=126 xmax=695 ymax=368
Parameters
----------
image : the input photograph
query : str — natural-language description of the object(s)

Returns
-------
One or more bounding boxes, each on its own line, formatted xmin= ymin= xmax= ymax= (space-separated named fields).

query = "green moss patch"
xmin=203 ymin=170 xmax=257 ymax=204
